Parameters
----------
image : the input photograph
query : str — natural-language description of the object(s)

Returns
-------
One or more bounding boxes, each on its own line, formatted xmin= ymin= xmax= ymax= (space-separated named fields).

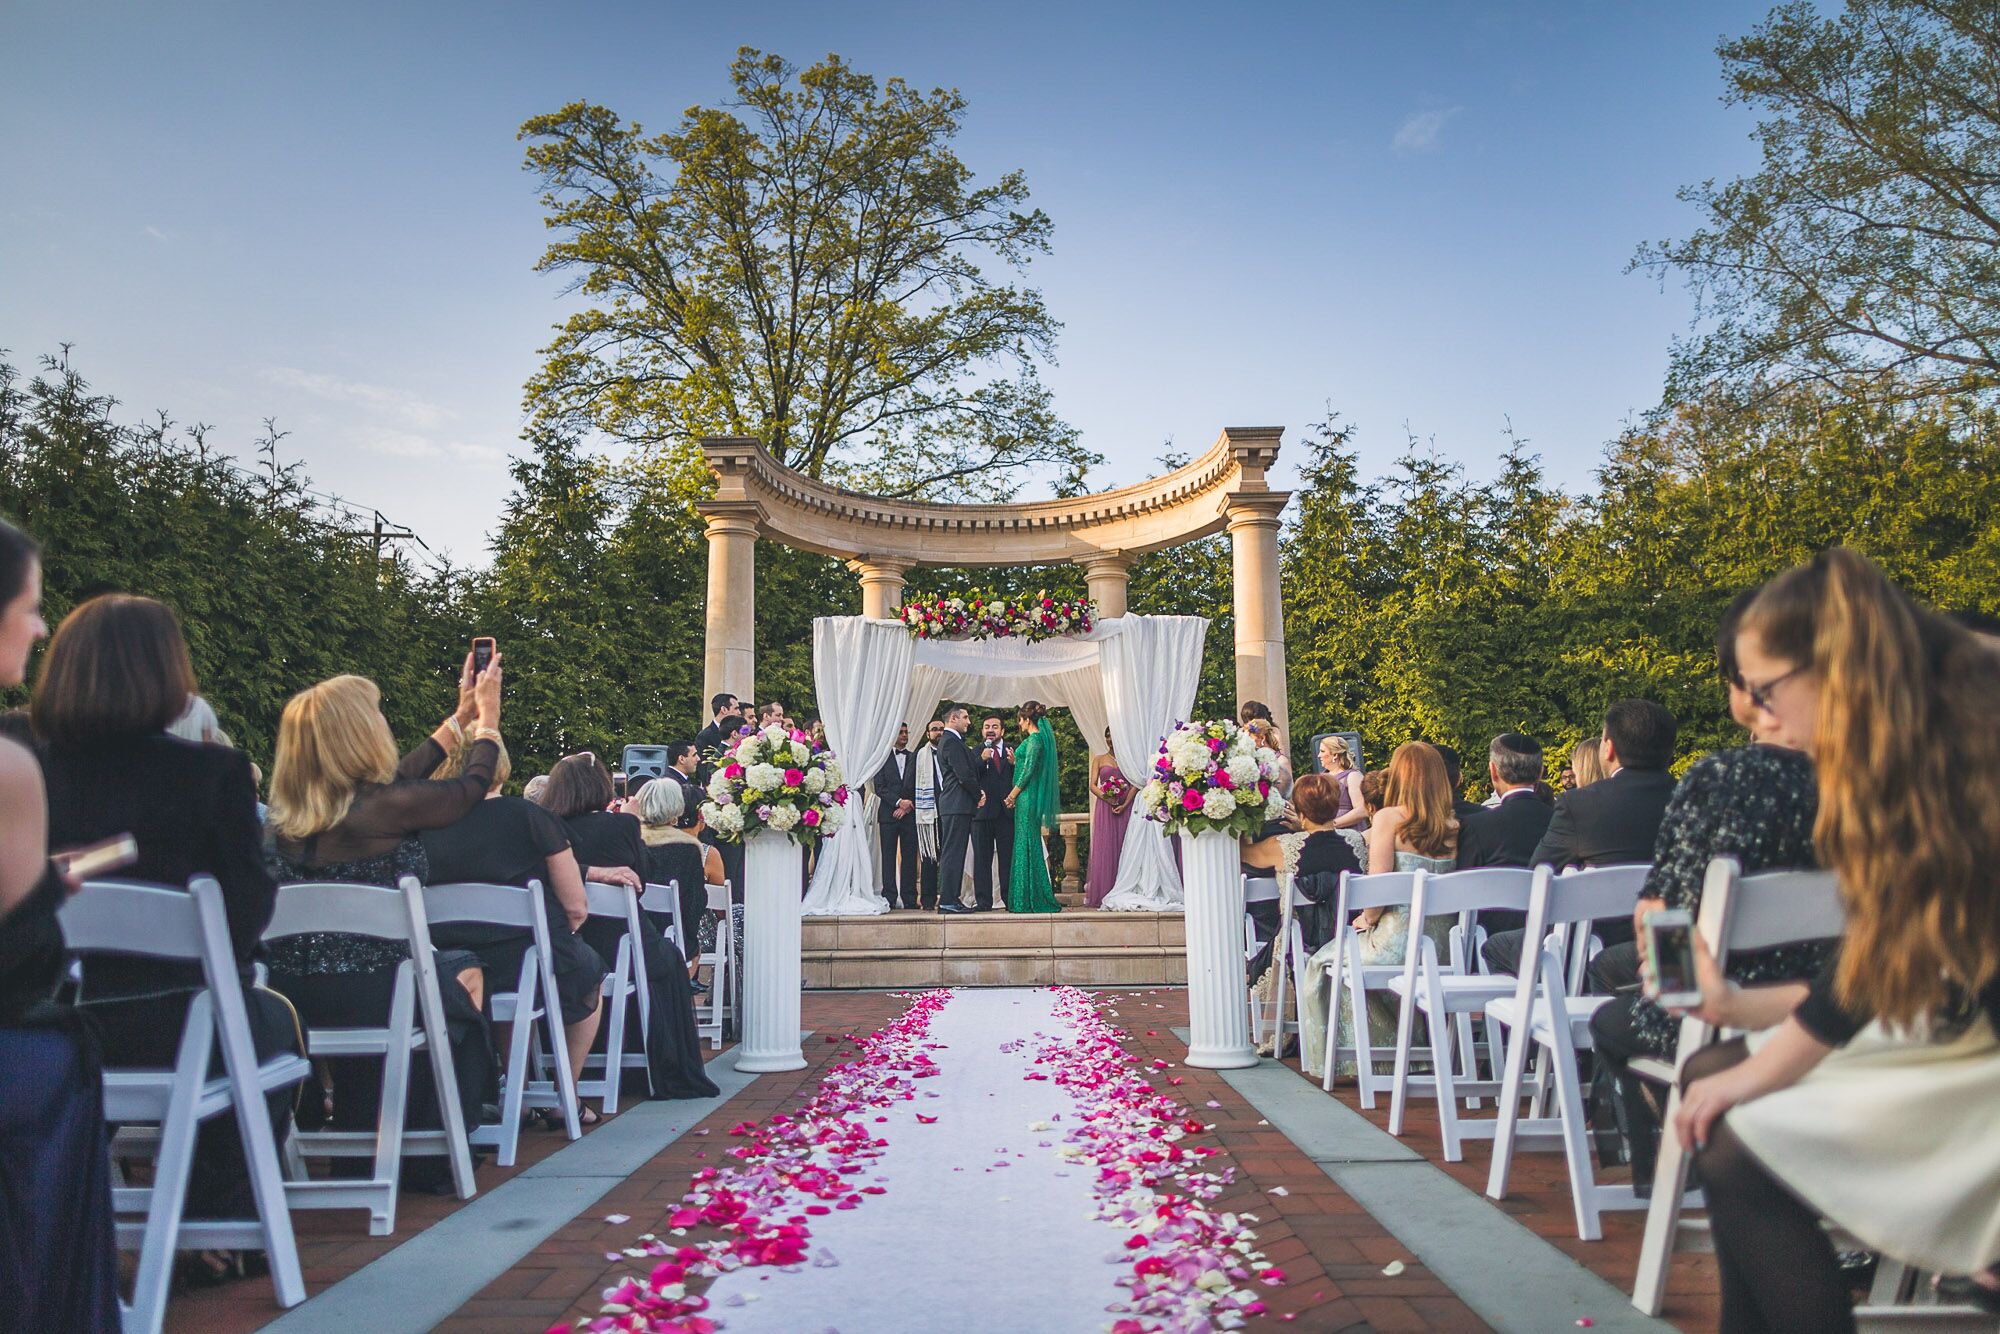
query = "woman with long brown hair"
xmin=1673 ymin=549 xmax=2000 ymax=1327
xmin=1297 ymin=742 xmax=1460 ymax=1075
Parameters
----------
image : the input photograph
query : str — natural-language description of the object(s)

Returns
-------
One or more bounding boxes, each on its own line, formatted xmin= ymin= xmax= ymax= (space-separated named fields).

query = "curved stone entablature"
xmin=694 ymin=427 xmax=1293 ymax=740
xmin=697 ymin=427 xmax=1287 ymax=566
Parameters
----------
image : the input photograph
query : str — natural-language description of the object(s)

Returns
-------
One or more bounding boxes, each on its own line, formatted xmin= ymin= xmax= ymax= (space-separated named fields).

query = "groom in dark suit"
xmin=933 ymin=706 xmax=978 ymax=915
xmin=971 ymin=715 xmax=1015 ymax=912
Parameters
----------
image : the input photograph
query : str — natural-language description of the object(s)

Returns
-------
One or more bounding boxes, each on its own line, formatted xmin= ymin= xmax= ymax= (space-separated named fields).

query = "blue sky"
xmin=2 ymin=1 xmax=1764 ymax=565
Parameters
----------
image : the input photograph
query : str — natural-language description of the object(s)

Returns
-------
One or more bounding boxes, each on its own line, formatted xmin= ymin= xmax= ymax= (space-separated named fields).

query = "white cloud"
xmin=358 ymin=427 xmax=443 ymax=460
xmin=448 ymin=440 xmax=510 ymax=463
xmin=1392 ymin=107 xmax=1462 ymax=154
xmin=261 ymin=366 xmax=455 ymax=432
xmin=141 ymin=225 xmax=170 ymax=242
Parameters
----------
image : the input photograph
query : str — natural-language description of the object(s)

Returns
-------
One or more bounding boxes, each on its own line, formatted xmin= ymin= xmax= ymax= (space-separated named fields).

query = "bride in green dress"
xmin=1002 ymin=701 xmax=1063 ymax=913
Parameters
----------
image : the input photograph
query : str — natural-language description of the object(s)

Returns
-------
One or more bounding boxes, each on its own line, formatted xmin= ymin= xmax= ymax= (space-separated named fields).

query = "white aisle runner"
xmin=704 ymin=987 xmax=1119 ymax=1333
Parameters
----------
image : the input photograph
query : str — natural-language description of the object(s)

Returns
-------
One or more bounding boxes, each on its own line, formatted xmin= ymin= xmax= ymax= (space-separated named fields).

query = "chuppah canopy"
xmin=802 ymin=614 xmax=1209 ymax=916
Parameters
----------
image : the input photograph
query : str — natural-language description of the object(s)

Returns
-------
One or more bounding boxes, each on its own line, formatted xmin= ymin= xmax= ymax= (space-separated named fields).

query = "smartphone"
xmin=59 ymin=833 xmax=140 ymax=881
xmin=614 ymin=771 xmax=629 ymax=800
xmin=471 ymin=636 xmax=496 ymax=675
xmin=1641 ymin=909 xmax=1702 ymax=1007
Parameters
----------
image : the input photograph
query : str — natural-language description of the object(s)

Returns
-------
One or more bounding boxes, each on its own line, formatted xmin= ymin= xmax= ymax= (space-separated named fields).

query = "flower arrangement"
xmin=1136 ymin=719 xmax=1284 ymax=839
xmin=1099 ymin=768 xmax=1134 ymax=808
xmin=701 ymin=723 xmax=847 ymax=848
xmin=900 ymin=589 xmax=1093 ymax=643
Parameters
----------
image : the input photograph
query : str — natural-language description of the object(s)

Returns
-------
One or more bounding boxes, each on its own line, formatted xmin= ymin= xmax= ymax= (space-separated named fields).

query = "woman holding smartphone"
xmin=1673 ymin=549 xmax=2000 ymax=1329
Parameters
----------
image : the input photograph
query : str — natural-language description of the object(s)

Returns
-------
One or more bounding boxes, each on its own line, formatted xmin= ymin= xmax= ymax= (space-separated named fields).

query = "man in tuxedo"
xmin=932 ymin=706 xmax=978 ymax=915
xmin=1455 ymin=732 xmax=1555 ymax=935
xmin=1431 ymin=744 xmax=1489 ymax=824
xmin=666 ymin=740 xmax=702 ymax=813
xmin=1482 ymin=700 xmax=1679 ymax=976
xmin=693 ymin=692 xmax=739 ymax=785
xmin=872 ymin=724 xmax=920 ymax=909
xmin=970 ymin=715 xmax=1015 ymax=912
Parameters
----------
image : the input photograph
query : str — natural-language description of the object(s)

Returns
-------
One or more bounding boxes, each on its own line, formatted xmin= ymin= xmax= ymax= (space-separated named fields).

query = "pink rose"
xmin=1213 ymin=769 xmax=1235 ymax=789
xmin=833 ymin=785 xmax=850 ymax=804
xmin=801 ymin=808 xmax=821 ymax=827
xmin=784 ymin=767 xmax=805 ymax=786
xmin=723 ymin=762 xmax=744 ymax=779
xmin=1180 ymin=788 xmax=1204 ymax=812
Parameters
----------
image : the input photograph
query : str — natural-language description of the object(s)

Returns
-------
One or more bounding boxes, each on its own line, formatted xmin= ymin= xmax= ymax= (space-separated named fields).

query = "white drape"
xmin=802 ymin=617 xmax=911 ymax=916
xmin=900 ymin=631 xmax=1111 ymax=749
xmin=1098 ymin=615 xmax=1208 ymax=911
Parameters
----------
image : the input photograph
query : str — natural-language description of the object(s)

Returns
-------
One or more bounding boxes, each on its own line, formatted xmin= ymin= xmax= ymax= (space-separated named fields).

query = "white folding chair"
xmin=423 ymin=880 xmax=580 ymax=1166
xmin=688 ymin=881 xmax=734 ymax=1049
xmin=1631 ymin=859 xmax=1844 ymax=1314
xmin=1387 ymin=867 xmax=1540 ymax=1158
xmin=645 ymin=880 xmax=687 ymax=957
xmin=61 ymin=877 xmax=311 ymax=1333
xmin=1484 ymin=864 xmax=1654 ymax=1239
xmin=1319 ymin=869 xmax=1419 ymax=1106
xmin=576 ymin=880 xmax=653 ymax=1115
xmin=262 ymin=877 xmax=476 ymax=1234
xmin=1244 ymin=876 xmax=1312 ymax=1055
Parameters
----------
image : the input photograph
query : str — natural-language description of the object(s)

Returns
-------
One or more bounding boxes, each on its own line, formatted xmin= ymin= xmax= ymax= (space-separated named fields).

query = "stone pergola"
xmin=697 ymin=428 xmax=1293 ymax=736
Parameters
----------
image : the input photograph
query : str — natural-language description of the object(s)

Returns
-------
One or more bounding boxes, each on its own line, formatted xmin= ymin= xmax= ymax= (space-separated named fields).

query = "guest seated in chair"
xmin=36 ymin=592 xmax=300 ymax=1281
xmin=1481 ymin=699 xmax=1678 ymax=977
xmin=634 ymin=774 xmax=725 ymax=980
xmin=264 ymin=665 xmax=501 ymax=1144
xmin=420 ymin=736 xmax=609 ymax=1095
xmin=543 ymin=752 xmax=718 ymax=1100
xmin=1673 ymin=550 xmax=2000 ymax=1330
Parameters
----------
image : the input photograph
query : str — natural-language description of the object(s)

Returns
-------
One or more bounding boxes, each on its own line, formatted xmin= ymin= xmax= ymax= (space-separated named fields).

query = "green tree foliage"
xmin=1634 ymin=0 xmax=2000 ymax=404
xmin=0 ymin=351 xmax=468 ymax=761
xmin=518 ymin=49 xmax=1098 ymax=501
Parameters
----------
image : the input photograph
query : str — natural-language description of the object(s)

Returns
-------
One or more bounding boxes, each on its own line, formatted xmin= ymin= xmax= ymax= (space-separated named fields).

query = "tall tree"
xmin=1635 ymin=0 xmax=2000 ymax=404
xmin=520 ymin=50 xmax=1097 ymax=500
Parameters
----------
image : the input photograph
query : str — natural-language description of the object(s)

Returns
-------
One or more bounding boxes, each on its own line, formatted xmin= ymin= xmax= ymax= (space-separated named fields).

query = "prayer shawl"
xmin=913 ymin=741 xmax=940 ymax=861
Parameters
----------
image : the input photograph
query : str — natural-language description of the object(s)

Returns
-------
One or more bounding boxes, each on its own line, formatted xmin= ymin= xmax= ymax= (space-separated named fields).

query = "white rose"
xmin=765 ymin=803 xmax=800 ymax=832
xmin=1201 ymin=788 xmax=1237 ymax=819
xmin=746 ymin=763 xmax=783 ymax=791
xmin=803 ymin=769 xmax=827 ymax=794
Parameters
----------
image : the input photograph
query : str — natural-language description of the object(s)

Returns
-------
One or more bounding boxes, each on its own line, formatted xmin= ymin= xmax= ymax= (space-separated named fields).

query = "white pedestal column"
xmin=736 ymin=829 xmax=807 ymax=1072
xmin=1179 ymin=827 xmax=1258 ymax=1069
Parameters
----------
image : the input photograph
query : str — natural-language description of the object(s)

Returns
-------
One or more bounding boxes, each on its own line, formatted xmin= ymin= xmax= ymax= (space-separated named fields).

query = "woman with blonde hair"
xmin=1673 ymin=549 xmax=2000 ymax=1327
xmin=1567 ymin=736 xmax=1607 ymax=789
xmin=265 ymin=658 xmax=503 ymax=1143
xmin=1297 ymin=742 xmax=1460 ymax=1075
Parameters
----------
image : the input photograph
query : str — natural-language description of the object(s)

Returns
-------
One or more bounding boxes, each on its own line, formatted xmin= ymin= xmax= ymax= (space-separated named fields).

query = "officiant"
xmin=871 ymin=723 xmax=920 ymax=910
xmin=971 ymin=714 xmax=1015 ymax=912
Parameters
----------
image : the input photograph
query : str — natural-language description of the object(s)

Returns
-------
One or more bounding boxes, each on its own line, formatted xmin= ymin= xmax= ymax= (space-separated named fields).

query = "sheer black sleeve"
xmin=397 ymin=736 xmax=449 ymax=782
xmin=1642 ymin=757 xmax=1722 ymax=910
xmin=365 ymin=739 xmax=498 ymax=838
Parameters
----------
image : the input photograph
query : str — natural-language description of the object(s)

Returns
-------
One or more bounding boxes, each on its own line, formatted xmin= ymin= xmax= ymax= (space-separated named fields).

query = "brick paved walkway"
xmin=162 ymin=987 xmax=1722 ymax=1333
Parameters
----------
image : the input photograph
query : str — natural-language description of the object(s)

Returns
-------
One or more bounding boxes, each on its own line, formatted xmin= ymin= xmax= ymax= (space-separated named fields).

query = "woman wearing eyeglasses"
xmin=1672 ymin=549 xmax=2000 ymax=1329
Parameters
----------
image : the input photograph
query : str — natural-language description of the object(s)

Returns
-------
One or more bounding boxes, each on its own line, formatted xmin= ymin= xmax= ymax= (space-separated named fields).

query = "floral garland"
xmin=557 ymin=990 xmax=954 ymax=1334
xmin=900 ymin=589 xmax=1094 ymax=642
xmin=1036 ymin=986 xmax=1282 ymax=1330
xmin=700 ymin=723 xmax=847 ymax=848
xmin=1136 ymin=719 xmax=1284 ymax=839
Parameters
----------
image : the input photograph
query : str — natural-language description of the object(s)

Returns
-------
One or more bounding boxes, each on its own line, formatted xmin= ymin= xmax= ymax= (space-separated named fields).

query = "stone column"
xmin=1180 ymin=827 xmax=1258 ymax=1068
xmin=847 ymin=556 xmax=914 ymax=621
xmin=701 ymin=501 xmax=761 ymax=707
xmin=1078 ymin=551 xmax=1130 ymax=619
xmin=1227 ymin=494 xmax=1292 ymax=741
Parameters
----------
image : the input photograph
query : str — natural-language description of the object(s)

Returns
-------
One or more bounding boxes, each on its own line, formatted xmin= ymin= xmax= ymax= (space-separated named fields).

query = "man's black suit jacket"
xmin=693 ymin=720 xmax=725 ymax=785
xmin=972 ymin=737 xmax=1015 ymax=823
xmin=934 ymin=728 xmax=978 ymax=818
xmin=873 ymin=750 xmax=917 ymax=822
xmin=1529 ymin=766 xmax=1676 ymax=869
xmin=1455 ymin=789 xmax=1555 ymax=870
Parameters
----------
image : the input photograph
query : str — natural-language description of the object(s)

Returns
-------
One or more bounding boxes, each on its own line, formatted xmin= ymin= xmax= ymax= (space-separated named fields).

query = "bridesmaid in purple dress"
xmin=1084 ymin=729 xmax=1135 ymax=908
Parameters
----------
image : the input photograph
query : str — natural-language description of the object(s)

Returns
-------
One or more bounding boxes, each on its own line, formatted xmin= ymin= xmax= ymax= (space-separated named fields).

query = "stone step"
xmin=802 ymin=908 xmax=1189 ymax=988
